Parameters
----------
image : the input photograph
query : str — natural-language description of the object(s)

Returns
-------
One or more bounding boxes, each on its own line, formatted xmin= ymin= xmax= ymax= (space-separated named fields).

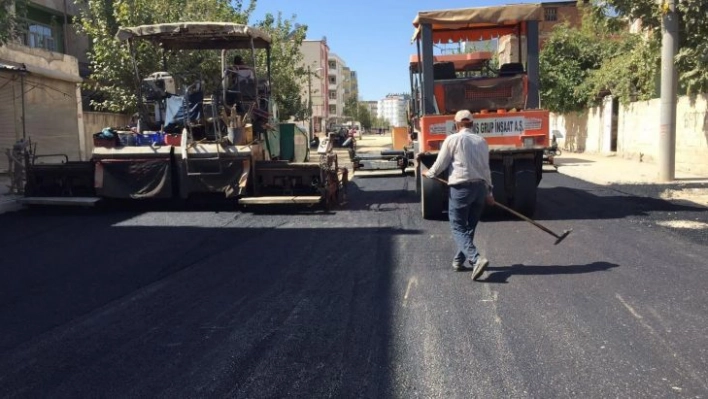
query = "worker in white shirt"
xmin=425 ymin=109 xmax=495 ymax=281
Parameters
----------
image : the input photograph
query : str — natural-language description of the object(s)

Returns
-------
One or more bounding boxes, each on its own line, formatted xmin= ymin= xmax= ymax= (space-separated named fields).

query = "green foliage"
xmin=254 ymin=12 xmax=307 ymax=120
xmin=77 ymin=0 xmax=253 ymax=112
xmin=342 ymin=96 xmax=372 ymax=129
xmin=76 ymin=0 xmax=308 ymax=117
xmin=540 ymin=0 xmax=708 ymax=111
xmin=604 ymin=0 xmax=708 ymax=93
xmin=539 ymin=22 xmax=603 ymax=113
xmin=0 ymin=0 xmax=27 ymax=45
xmin=584 ymin=35 xmax=659 ymax=104
xmin=357 ymin=105 xmax=371 ymax=129
xmin=539 ymin=1 xmax=660 ymax=112
xmin=342 ymin=96 xmax=358 ymax=119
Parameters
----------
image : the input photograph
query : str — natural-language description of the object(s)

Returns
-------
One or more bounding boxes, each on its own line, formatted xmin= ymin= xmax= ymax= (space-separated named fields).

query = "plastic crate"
xmin=137 ymin=132 xmax=164 ymax=146
xmin=164 ymin=134 xmax=182 ymax=146
xmin=93 ymin=136 xmax=118 ymax=148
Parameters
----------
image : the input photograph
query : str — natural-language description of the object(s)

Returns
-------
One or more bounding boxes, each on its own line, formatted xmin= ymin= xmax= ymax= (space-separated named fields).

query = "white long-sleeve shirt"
xmin=425 ymin=127 xmax=492 ymax=188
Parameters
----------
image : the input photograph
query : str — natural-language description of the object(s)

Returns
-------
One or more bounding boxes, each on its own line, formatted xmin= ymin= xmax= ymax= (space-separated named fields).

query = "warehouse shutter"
xmin=0 ymin=73 xmax=20 ymax=173
xmin=22 ymin=76 xmax=80 ymax=164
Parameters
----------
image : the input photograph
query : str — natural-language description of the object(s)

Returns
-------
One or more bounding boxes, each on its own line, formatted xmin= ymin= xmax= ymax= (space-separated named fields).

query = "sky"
xmin=249 ymin=0 xmax=532 ymax=102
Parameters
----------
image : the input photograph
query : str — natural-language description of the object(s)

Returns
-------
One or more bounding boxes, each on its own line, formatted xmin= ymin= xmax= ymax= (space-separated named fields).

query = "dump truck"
xmin=21 ymin=22 xmax=345 ymax=209
xmin=410 ymin=4 xmax=551 ymax=219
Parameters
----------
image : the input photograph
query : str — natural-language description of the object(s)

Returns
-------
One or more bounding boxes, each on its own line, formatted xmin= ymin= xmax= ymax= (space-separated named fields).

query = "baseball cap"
xmin=454 ymin=110 xmax=473 ymax=122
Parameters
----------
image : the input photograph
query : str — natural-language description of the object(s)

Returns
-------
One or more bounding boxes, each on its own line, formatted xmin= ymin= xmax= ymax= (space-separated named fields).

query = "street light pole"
xmin=308 ymin=65 xmax=313 ymax=142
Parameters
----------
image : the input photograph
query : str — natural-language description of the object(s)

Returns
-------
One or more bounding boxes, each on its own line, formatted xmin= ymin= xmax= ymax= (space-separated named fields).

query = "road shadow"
xmin=533 ymin=181 xmax=708 ymax=221
xmin=554 ymin=157 xmax=596 ymax=165
xmin=480 ymin=261 xmax=620 ymax=284
xmin=0 ymin=220 xmax=422 ymax=397
xmin=341 ymin=177 xmax=420 ymax=212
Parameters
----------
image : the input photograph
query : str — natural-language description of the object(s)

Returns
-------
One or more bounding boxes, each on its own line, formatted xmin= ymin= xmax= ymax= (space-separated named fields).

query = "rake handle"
xmin=430 ymin=176 xmax=564 ymax=240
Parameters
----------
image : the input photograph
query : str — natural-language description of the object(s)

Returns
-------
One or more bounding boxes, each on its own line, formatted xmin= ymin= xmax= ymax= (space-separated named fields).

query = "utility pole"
xmin=307 ymin=65 xmax=324 ymax=141
xmin=658 ymin=0 xmax=678 ymax=181
xmin=307 ymin=65 xmax=313 ymax=142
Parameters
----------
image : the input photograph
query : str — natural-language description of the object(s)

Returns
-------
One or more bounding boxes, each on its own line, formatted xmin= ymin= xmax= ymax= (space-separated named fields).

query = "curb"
xmin=0 ymin=196 xmax=22 ymax=215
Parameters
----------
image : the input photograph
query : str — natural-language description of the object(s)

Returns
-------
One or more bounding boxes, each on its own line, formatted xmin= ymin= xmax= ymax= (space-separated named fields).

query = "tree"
xmin=76 ymin=0 xmax=308 ymax=117
xmin=601 ymin=0 xmax=708 ymax=94
xmin=579 ymin=0 xmax=707 ymax=95
xmin=1 ymin=0 xmax=27 ymax=45
xmin=357 ymin=105 xmax=371 ymax=129
xmin=539 ymin=21 xmax=605 ymax=113
xmin=342 ymin=96 xmax=358 ymax=120
xmin=254 ymin=12 xmax=308 ymax=120
xmin=539 ymin=2 xmax=660 ymax=112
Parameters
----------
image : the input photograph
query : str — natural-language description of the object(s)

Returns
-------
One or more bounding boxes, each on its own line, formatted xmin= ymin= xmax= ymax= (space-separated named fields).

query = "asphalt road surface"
xmin=1 ymin=171 xmax=707 ymax=398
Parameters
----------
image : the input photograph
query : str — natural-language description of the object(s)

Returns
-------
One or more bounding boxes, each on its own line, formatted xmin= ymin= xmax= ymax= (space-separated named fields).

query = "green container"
xmin=276 ymin=123 xmax=309 ymax=162
xmin=279 ymin=123 xmax=296 ymax=161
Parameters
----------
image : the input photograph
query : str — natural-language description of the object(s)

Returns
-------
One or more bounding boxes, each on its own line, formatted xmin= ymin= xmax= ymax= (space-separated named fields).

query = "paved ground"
xmin=1 ymin=146 xmax=707 ymax=397
xmin=553 ymin=152 xmax=708 ymax=209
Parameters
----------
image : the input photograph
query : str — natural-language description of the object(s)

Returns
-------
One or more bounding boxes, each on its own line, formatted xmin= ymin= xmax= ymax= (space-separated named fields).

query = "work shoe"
xmin=470 ymin=257 xmax=489 ymax=281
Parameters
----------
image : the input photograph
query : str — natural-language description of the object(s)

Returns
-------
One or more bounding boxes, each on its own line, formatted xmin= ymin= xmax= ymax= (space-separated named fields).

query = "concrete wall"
xmin=675 ymin=95 xmax=708 ymax=175
xmin=549 ymin=106 xmax=602 ymax=153
xmin=1 ymin=43 xmax=79 ymax=76
xmin=83 ymin=112 xmax=131 ymax=155
xmin=551 ymin=93 xmax=708 ymax=176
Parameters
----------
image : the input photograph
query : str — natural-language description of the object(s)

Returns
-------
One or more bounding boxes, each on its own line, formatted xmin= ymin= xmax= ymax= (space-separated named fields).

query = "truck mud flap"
xmin=419 ymin=161 xmax=447 ymax=220
xmin=490 ymin=151 xmax=541 ymax=217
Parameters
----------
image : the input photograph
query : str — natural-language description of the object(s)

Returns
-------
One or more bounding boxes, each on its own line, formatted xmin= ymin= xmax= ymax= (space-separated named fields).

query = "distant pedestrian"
xmin=425 ymin=110 xmax=494 ymax=281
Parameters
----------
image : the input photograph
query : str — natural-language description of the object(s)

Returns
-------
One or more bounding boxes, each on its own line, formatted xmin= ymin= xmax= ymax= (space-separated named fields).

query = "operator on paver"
xmin=425 ymin=110 xmax=495 ymax=281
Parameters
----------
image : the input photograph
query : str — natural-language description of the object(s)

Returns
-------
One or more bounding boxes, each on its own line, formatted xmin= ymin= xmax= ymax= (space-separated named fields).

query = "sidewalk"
xmin=553 ymin=152 xmax=708 ymax=208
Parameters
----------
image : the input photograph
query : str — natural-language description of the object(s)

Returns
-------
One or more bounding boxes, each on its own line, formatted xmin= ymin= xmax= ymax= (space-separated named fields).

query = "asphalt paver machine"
xmin=22 ymin=22 xmax=345 ymax=209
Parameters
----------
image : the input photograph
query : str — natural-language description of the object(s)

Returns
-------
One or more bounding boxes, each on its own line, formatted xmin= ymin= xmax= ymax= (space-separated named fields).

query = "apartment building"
xmin=0 ymin=0 xmax=89 ymax=172
xmin=299 ymin=39 xmax=330 ymax=134
xmin=327 ymin=53 xmax=346 ymax=124
xmin=377 ymin=93 xmax=410 ymax=128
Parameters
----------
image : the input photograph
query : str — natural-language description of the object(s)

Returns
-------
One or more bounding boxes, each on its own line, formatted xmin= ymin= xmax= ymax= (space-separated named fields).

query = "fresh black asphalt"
xmin=1 ymin=171 xmax=707 ymax=398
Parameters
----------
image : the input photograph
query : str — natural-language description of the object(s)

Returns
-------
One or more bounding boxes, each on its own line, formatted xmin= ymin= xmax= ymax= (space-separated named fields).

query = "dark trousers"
xmin=448 ymin=181 xmax=487 ymax=264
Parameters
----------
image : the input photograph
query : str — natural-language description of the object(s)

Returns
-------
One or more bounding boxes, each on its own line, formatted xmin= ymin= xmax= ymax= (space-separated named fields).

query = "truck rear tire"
xmin=513 ymin=160 xmax=537 ymax=217
xmin=415 ymin=164 xmax=421 ymax=195
xmin=421 ymin=173 xmax=445 ymax=220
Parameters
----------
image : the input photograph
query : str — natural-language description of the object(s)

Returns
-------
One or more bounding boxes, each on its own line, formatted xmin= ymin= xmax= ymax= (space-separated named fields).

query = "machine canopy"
xmin=412 ymin=4 xmax=543 ymax=43
xmin=116 ymin=22 xmax=272 ymax=50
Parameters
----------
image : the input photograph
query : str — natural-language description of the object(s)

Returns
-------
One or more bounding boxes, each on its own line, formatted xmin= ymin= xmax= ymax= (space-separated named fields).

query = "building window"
xmin=328 ymin=76 xmax=337 ymax=85
xmin=329 ymin=105 xmax=337 ymax=114
xmin=19 ymin=6 xmax=65 ymax=53
xmin=329 ymin=90 xmax=337 ymax=100
xmin=544 ymin=7 xmax=557 ymax=22
xmin=329 ymin=60 xmax=337 ymax=69
xmin=22 ymin=23 xmax=58 ymax=52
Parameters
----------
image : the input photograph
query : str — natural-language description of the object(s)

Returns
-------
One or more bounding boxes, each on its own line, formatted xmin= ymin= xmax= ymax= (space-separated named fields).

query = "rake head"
xmin=554 ymin=229 xmax=573 ymax=245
